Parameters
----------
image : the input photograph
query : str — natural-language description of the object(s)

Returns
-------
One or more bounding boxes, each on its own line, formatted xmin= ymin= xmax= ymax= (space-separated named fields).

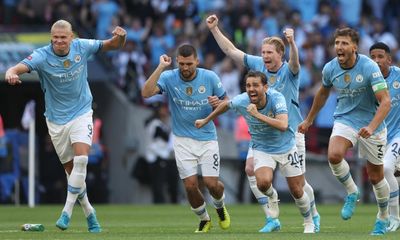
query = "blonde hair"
xmin=262 ymin=37 xmax=285 ymax=57
xmin=51 ymin=19 xmax=73 ymax=33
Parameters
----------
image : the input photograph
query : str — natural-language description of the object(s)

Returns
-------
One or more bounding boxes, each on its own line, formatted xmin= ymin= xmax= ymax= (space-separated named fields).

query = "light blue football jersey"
xmin=157 ymin=68 xmax=226 ymax=141
xmin=21 ymin=38 xmax=102 ymax=125
xmin=385 ymin=66 xmax=400 ymax=142
xmin=322 ymin=54 xmax=387 ymax=133
xmin=230 ymin=89 xmax=295 ymax=154
xmin=244 ymin=54 xmax=303 ymax=129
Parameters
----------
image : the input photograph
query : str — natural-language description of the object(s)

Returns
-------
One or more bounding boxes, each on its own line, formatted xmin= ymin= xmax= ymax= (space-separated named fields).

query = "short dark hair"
xmin=245 ymin=70 xmax=268 ymax=85
xmin=334 ymin=27 xmax=359 ymax=45
xmin=177 ymin=44 xmax=197 ymax=58
xmin=369 ymin=42 xmax=390 ymax=53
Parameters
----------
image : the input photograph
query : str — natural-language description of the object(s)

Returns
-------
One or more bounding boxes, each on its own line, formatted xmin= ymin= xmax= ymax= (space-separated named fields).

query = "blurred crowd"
xmin=2 ymin=0 xmax=400 ymax=154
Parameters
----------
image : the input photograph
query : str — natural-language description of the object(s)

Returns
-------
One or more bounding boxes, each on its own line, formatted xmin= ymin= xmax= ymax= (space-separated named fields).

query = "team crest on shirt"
xmin=393 ymin=80 xmax=400 ymax=89
xmin=63 ymin=60 xmax=71 ymax=68
xmin=74 ymin=55 xmax=81 ymax=63
xmin=267 ymin=111 xmax=274 ymax=118
xmin=186 ymin=87 xmax=193 ymax=96
xmin=269 ymin=76 xmax=276 ymax=85
xmin=198 ymin=85 xmax=206 ymax=94
xmin=355 ymin=74 xmax=363 ymax=83
xmin=344 ymin=74 xmax=351 ymax=83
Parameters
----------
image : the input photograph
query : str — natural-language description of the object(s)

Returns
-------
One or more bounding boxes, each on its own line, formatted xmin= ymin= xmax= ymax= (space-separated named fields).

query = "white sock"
xmin=373 ymin=178 xmax=390 ymax=220
xmin=294 ymin=192 xmax=312 ymax=223
xmin=303 ymin=180 xmax=318 ymax=217
xmin=211 ymin=193 xmax=225 ymax=209
xmin=385 ymin=167 xmax=399 ymax=219
xmin=329 ymin=160 xmax=358 ymax=194
xmin=77 ymin=183 xmax=94 ymax=217
xmin=63 ymin=192 xmax=77 ymax=217
xmin=191 ymin=202 xmax=210 ymax=221
xmin=263 ymin=185 xmax=278 ymax=200
xmin=62 ymin=156 xmax=88 ymax=217
xmin=248 ymin=175 xmax=269 ymax=217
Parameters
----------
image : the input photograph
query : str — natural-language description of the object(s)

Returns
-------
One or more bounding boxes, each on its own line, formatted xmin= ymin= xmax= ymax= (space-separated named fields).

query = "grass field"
xmin=0 ymin=204 xmax=398 ymax=240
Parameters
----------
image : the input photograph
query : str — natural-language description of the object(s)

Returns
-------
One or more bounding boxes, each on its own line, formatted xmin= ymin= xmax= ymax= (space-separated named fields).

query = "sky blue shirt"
xmin=157 ymin=68 xmax=226 ymax=141
xmin=244 ymin=54 xmax=303 ymax=130
xmin=21 ymin=38 xmax=102 ymax=125
xmin=385 ymin=66 xmax=400 ymax=142
xmin=322 ymin=54 xmax=387 ymax=133
xmin=230 ymin=89 xmax=295 ymax=154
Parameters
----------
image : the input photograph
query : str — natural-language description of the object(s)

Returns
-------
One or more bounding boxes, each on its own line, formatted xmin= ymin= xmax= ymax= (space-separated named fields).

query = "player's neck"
xmin=340 ymin=53 xmax=358 ymax=69
xmin=268 ymin=61 xmax=283 ymax=73
xmin=382 ymin=67 xmax=390 ymax=78
xmin=257 ymin=95 xmax=267 ymax=110
xmin=52 ymin=46 xmax=70 ymax=57
xmin=180 ymin=69 xmax=198 ymax=82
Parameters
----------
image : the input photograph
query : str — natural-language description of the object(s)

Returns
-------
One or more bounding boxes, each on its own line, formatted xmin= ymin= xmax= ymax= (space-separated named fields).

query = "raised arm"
xmin=5 ymin=63 xmax=30 ymax=85
xmin=298 ymin=85 xmax=331 ymax=133
xmin=358 ymin=89 xmax=390 ymax=138
xmin=101 ymin=26 xmax=127 ymax=51
xmin=284 ymin=28 xmax=300 ymax=75
xmin=206 ymin=14 xmax=245 ymax=66
xmin=141 ymin=54 xmax=171 ymax=98
xmin=247 ymin=104 xmax=288 ymax=131
xmin=195 ymin=100 xmax=230 ymax=128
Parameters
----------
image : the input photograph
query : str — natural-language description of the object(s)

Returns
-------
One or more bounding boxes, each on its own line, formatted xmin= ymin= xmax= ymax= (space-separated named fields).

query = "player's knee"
xmin=183 ymin=177 xmax=198 ymax=191
xmin=369 ymin=173 xmax=384 ymax=185
xmin=291 ymin=188 xmax=304 ymax=199
xmin=245 ymin=158 xmax=255 ymax=176
xmin=256 ymin=179 xmax=271 ymax=193
xmin=327 ymin=152 xmax=343 ymax=164
xmin=68 ymin=155 xmax=88 ymax=190
xmin=204 ymin=178 xmax=221 ymax=192
xmin=245 ymin=164 xmax=254 ymax=176
xmin=73 ymin=155 xmax=88 ymax=172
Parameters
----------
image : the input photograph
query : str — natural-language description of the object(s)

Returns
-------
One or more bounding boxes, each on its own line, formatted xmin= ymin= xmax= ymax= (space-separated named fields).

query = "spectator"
xmin=144 ymin=103 xmax=179 ymax=203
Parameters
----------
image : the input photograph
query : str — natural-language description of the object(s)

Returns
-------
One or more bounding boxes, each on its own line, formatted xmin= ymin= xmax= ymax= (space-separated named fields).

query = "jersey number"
xmin=288 ymin=151 xmax=301 ymax=169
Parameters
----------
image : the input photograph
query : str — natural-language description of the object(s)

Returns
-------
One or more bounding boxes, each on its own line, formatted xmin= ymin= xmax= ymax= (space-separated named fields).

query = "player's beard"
xmin=181 ymin=70 xmax=193 ymax=80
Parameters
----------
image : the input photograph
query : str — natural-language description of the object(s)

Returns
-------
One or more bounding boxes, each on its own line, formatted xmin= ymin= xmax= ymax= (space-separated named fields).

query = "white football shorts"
xmin=248 ymin=146 xmax=303 ymax=177
xmin=384 ymin=137 xmax=400 ymax=172
xmin=331 ymin=122 xmax=386 ymax=165
xmin=295 ymin=132 xmax=306 ymax=173
xmin=173 ymin=135 xmax=220 ymax=179
xmin=46 ymin=111 xmax=93 ymax=164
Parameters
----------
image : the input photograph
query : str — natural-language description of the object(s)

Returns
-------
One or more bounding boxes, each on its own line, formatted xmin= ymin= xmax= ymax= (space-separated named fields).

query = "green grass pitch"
xmin=0 ymin=204 xmax=398 ymax=239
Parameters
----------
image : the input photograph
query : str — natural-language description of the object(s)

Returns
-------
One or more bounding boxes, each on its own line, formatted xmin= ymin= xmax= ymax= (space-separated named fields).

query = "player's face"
xmin=261 ymin=43 xmax=282 ymax=72
xmin=246 ymin=76 xmax=267 ymax=104
xmin=51 ymin=27 xmax=74 ymax=56
xmin=370 ymin=48 xmax=391 ymax=74
xmin=334 ymin=36 xmax=357 ymax=68
xmin=177 ymin=54 xmax=199 ymax=81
